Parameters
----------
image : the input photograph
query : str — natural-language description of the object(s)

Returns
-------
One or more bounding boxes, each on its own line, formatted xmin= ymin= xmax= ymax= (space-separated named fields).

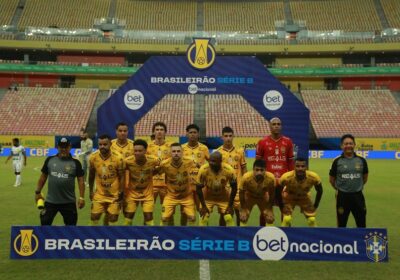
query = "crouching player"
xmin=159 ymin=143 xmax=196 ymax=226
xmin=196 ymin=152 xmax=237 ymax=226
xmin=280 ymin=158 xmax=323 ymax=227
xmin=89 ymin=135 xmax=125 ymax=225
xmin=239 ymin=159 xmax=275 ymax=226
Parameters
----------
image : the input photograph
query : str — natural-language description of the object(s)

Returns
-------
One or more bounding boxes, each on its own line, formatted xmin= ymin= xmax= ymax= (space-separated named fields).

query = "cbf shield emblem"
xmin=187 ymin=38 xmax=216 ymax=70
xmin=13 ymin=229 xmax=39 ymax=257
xmin=365 ymin=232 xmax=388 ymax=262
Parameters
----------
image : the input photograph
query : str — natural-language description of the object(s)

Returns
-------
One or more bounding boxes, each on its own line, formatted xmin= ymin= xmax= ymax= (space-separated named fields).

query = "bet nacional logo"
xmin=186 ymin=38 xmax=216 ymax=70
xmin=13 ymin=229 xmax=39 ymax=257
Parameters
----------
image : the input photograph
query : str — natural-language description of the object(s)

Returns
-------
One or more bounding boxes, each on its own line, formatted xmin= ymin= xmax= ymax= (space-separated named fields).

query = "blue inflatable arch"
xmin=97 ymin=55 xmax=309 ymax=158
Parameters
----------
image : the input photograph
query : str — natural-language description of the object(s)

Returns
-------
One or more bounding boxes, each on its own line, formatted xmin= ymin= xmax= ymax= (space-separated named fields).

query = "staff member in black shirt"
xmin=329 ymin=134 xmax=368 ymax=228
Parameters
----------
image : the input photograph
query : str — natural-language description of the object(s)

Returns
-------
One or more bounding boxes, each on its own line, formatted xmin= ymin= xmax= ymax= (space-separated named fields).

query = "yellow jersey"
xmin=239 ymin=171 xmax=276 ymax=199
xmin=147 ymin=141 xmax=172 ymax=187
xmin=196 ymin=163 xmax=236 ymax=198
xmin=110 ymin=139 xmax=134 ymax=159
xmin=279 ymin=170 xmax=322 ymax=197
xmin=216 ymin=146 xmax=246 ymax=182
xmin=182 ymin=142 xmax=209 ymax=185
xmin=124 ymin=155 xmax=159 ymax=199
xmin=89 ymin=150 xmax=125 ymax=202
xmin=159 ymin=157 xmax=195 ymax=198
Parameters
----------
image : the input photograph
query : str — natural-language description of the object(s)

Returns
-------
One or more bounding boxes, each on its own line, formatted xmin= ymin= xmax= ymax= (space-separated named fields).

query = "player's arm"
xmin=86 ymin=139 xmax=93 ymax=154
xmin=329 ymin=159 xmax=338 ymax=190
xmin=35 ymin=173 xmax=48 ymax=202
xmin=362 ymin=158 xmax=369 ymax=185
xmin=5 ymin=154 xmax=12 ymax=163
xmin=266 ymin=179 xmax=276 ymax=209
xmin=74 ymin=159 xmax=85 ymax=209
xmin=288 ymin=142 xmax=295 ymax=171
xmin=227 ymin=178 xmax=237 ymax=214
xmin=88 ymin=164 xmax=96 ymax=201
xmin=196 ymin=183 xmax=209 ymax=217
xmin=314 ymin=183 xmax=323 ymax=209
xmin=240 ymin=149 xmax=247 ymax=174
xmin=255 ymin=140 xmax=264 ymax=160
xmin=22 ymin=150 xmax=27 ymax=166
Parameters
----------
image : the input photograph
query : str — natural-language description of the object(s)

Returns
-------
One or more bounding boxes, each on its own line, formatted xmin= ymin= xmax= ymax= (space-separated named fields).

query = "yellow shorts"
xmin=153 ymin=186 xmax=167 ymax=196
xmin=162 ymin=194 xmax=195 ymax=219
xmin=205 ymin=199 xmax=229 ymax=214
xmin=91 ymin=201 xmax=120 ymax=216
xmin=123 ymin=199 xmax=154 ymax=213
xmin=282 ymin=192 xmax=315 ymax=217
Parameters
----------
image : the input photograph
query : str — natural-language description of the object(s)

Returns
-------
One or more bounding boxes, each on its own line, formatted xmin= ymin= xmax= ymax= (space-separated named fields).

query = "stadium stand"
xmin=0 ymin=87 xmax=97 ymax=135
xmin=204 ymin=1 xmax=285 ymax=32
xmin=134 ymin=94 xmax=194 ymax=136
xmin=205 ymin=95 xmax=270 ymax=137
xmin=115 ymin=0 xmax=196 ymax=31
xmin=0 ymin=0 xmax=19 ymax=26
xmin=18 ymin=0 xmax=111 ymax=29
xmin=381 ymin=0 xmax=400 ymax=28
xmin=301 ymin=90 xmax=400 ymax=138
xmin=290 ymin=0 xmax=382 ymax=32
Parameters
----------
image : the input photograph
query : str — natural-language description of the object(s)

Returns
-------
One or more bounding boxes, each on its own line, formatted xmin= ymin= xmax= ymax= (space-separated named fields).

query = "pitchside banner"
xmin=11 ymin=226 xmax=388 ymax=262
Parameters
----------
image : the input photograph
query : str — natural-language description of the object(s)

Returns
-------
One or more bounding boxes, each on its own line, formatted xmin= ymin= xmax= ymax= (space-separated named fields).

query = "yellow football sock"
xmin=199 ymin=215 xmax=209 ymax=226
xmin=240 ymin=221 xmax=247 ymax=227
xmin=145 ymin=220 xmax=154 ymax=226
xmin=187 ymin=219 xmax=196 ymax=226
xmin=90 ymin=220 xmax=99 ymax=226
xmin=281 ymin=215 xmax=292 ymax=227
xmin=224 ymin=214 xmax=234 ymax=227
xmin=307 ymin=216 xmax=316 ymax=227
xmin=108 ymin=221 xmax=118 ymax=226
xmin=124 ymin=218 xmax=133 ymax=226
xmin=266 ymin=223 xmax=274 ymax=227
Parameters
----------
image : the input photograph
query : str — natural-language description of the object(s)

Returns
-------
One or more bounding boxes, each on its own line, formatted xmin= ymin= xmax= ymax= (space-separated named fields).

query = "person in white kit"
xmin=5 ymin=138 xmax=27 ymax=187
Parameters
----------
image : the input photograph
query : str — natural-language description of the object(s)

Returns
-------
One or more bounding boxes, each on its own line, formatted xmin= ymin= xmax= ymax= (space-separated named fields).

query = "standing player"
xmin=5 ymin=138 xmax=27 ymax=187
xmin=217 ymin=127 xmax=247 ymax=226
xmin=329 ymin=134 xmax=368 ymax=228
xmin=196 ymin=152 xmax=237 ymax=226
xmin=159 ymin=143 xmax=196 ymax=226
xmin=239 ymin=159 xmax=275 ymax=226
xmin=124 ymin=139 xmax=159 ymax=226
xmin=103 ymin=122 xmax=134 ymax=225
xmin=111 ymin=122 xmax=134 ymax=158
xmin=280 ymin=158 xmax=323 ymax=227
xmin=88 ymin=135 xmax=125 ymax=225
xmin=182 ymin=124 xmax=209 ymax=225
xmin=147 ymin=122 xmax=172 ymax=217
xmin=256 ymin=117 xmax=294 ymax=225
xmin=78 ymin=132 xmax=93 ymax=186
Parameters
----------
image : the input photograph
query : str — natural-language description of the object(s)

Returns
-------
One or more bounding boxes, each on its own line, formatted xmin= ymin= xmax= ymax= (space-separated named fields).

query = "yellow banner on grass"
xmin=0 ymin=135 xmax=55 ymax=148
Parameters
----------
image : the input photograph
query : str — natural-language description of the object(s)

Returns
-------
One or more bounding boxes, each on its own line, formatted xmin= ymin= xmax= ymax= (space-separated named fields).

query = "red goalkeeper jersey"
xmin=256 ymin=136 xmax=294 ymax=178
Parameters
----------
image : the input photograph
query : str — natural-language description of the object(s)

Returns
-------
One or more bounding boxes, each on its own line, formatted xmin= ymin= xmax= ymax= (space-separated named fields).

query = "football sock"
xmin=145 ymin=220 xmax=154 ymax=226
xmin=124 ymin=218 xmax=133 ymax=226
xmin=224 ymin=214 xmax=234 ymax=227
xmin=281 ymin=215 xmax=292 ymax=227
xmin=307 ymin=216 xmax=316 ymax=227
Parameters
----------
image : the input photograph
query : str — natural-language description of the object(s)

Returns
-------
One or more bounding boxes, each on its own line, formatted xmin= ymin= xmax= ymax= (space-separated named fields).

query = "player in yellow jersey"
xmin=196 ymin=152 xmax=237 ymax=226
xmin=147 ymin=122 xmax=172 ymax=222
xmin=239 ymin=159 xmax=275 ymax=226
xmin=124 ymin=139 xmax=159 ymax=226
xmin=158 ymin=143 xmax=196 ymax=226
xmin=102 ymin=122 xmax=134 ymax=225
xmin=280 ymin=158 xmax=323 ymax=227
xmin=217 ymin=126 xmax=247 ymax=226
xmin=88 ymin=135 xmax=125 ymax=225
xmin=110 ymin=122 xmax=134 ymax=158
xmin=181 ymin=124 xmax=209 ymax=225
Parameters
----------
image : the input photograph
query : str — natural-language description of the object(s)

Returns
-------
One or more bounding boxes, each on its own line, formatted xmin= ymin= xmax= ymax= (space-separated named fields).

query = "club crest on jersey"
xmin=365 ymin=232 xmax=387 ymax=262
xmin=13 ymin=229 xmax=39 ymax=257
xmin=65 ymin=164 xmax=72 ymax=172
xmin=187 ymin=38 xmax=216 ymax=70
xmin=281 ymin=147 xmax=286 ymax=154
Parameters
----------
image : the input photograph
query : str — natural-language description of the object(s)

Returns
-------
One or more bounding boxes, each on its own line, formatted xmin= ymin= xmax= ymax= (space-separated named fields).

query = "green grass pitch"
xmin=0 ymin=157 xmax=399 ymax=280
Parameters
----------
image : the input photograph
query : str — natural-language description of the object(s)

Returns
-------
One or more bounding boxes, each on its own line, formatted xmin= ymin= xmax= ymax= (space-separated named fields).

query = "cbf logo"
xmin=365 ymin=232 xmax=388 ymax=262
xmin=253 ymin=227 xmax=288 ymax=260
xmin=187 ymin=38 xmax=216 ymax=70
xmin=13 ymin=229 xmax=39 ymax=257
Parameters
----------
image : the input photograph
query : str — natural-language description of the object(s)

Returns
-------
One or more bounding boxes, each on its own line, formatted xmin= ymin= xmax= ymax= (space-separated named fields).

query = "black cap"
xmin=58 ymin=137 xmax=71 ymax=147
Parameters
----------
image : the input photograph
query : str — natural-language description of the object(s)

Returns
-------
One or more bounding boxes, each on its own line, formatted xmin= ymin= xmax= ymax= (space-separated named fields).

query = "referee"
xmin=35 ymin=138 xmax=85 ymax=225
xmin=329 ymin=134 xmax=368 ymax=228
